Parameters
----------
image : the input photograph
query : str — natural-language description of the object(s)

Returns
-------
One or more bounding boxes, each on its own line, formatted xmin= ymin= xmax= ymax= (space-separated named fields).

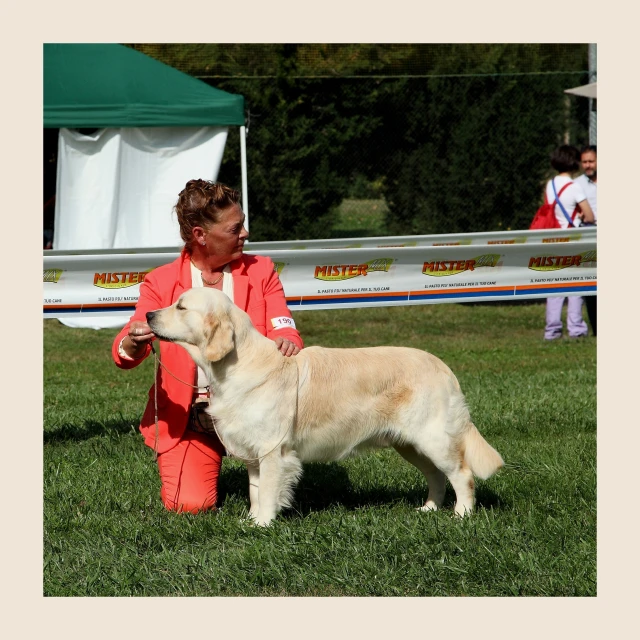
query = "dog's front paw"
xmin=253 ymin=518 xmax=273 ymax=527
xmin=250 ymin=513 xmax=276 ymax=527
xmin=244 ymin=511 xmax=273 ymax=527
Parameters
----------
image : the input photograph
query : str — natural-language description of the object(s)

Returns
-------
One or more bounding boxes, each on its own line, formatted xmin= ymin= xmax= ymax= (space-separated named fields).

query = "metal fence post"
xmin=589 ymin=43 xmax=597 ymax=145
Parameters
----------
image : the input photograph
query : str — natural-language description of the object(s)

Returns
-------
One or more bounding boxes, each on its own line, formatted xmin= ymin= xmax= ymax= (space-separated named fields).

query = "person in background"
xmin=575 ymin=145 xmax=597 ymax=336
xmin=112 ymin=179 xmax=303 ymax=514
xmin=543 ymin=145 xmax=595 ymax=341
xmin=575 ymin=145 xmax=597 ymax=220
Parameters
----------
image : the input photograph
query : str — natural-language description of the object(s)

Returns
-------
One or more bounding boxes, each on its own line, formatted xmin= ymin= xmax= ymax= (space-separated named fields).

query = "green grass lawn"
xmin=43 ymin=300 xmax=596 ymax=596
xmin=330 ymin=198 xmax=389 ymax=238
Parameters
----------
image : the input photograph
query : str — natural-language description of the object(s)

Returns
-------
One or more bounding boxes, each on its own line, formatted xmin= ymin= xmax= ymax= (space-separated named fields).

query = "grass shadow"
xmin=218 ymin=461 xmax=357 ymax=510
xmin=474 ymin=485 xmax=505 ymax=511
xmin=44 ymin=417 xmax=137 ymax=444
xmin=222 ymin=460 xmax=507 ymax=518
xmin=218 ymin=463 xmax=251 ymax=503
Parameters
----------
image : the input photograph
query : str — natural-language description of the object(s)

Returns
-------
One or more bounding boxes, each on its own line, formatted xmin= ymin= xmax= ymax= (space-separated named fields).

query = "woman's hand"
xmin=125 ymin=320 xmax=154 ymax=357
xmin=274 ymin=337 xmax=300 ymax=357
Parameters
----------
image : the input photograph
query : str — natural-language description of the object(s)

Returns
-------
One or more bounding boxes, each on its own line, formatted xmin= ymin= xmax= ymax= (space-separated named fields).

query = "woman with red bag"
xmin=543 ymin=145 xmax=595 ymax=340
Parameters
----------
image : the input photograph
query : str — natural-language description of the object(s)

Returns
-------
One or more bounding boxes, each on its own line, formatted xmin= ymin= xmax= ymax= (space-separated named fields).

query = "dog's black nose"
xmin=146 ymin=311 xmax=156 ymax=323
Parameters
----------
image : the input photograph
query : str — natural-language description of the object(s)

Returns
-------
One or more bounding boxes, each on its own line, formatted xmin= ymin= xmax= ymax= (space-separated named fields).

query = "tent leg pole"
xmin=240 ymin=125 xmax=249 ymax=231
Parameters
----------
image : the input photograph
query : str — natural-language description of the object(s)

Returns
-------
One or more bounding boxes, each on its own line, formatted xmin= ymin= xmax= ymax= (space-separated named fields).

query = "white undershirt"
xmin=190 ymin=263 xmax=234 ymax=395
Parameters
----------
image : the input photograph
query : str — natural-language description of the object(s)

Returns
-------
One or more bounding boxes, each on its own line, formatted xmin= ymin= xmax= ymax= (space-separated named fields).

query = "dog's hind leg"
xmin=407 ymin=444 xmax=476 ymax=517
xmin=394 ymin=444 xmax=446 ymax=511
xmin=445 ymin=464 xmax=475 ymax=517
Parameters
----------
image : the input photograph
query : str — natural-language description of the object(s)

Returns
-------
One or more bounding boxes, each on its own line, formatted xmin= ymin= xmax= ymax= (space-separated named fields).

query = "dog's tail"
xmin=462 ymin=423 xmax=504 ymax=480
xmin=446 ymin=392 xmax=503 ymax=480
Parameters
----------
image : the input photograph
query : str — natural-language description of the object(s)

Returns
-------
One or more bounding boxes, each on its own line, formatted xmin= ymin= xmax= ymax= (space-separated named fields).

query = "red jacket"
xmin=112 ymin=250 xmax=303 ymax=454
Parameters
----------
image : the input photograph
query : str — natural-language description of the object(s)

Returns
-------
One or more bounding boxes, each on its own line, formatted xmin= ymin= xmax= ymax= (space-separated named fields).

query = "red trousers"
xmin=156 ymin=428 xmax=225 ymax=513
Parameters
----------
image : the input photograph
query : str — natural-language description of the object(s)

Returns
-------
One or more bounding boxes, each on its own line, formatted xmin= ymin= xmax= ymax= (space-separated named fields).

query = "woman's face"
xmin=201 ymin=204 xmax=248 ymax=263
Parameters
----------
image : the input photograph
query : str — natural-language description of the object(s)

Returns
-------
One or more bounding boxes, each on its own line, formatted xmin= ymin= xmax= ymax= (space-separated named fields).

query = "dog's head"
xmin=146 ymin=288 xmax=235 ymax=363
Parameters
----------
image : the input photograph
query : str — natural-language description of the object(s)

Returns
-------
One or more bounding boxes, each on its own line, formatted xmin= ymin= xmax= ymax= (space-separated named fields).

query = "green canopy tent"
xmin=43 ymin=43 xmax=249 ymax=220
xmin=43 ymin=44 xmax=249 ymax=329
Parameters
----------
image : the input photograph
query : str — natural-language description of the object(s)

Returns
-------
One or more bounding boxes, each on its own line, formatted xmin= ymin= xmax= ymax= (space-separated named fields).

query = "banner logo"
xmin=43 ymin=269 xmax=63 ymax=283
xmin=422 ymin=253 xmax=500 ymax=277
xmin=377 ymin=242 xmax=417 ymax=248
xmin=488 ymin=238 xmax=526 ymax=245
xmin=94 ymin=270 xmax=152 ymax=289
xmin=528 ymin=250 xmax=597 ymax=272
xmin=314 ymin=258 xmax=393 ymax=281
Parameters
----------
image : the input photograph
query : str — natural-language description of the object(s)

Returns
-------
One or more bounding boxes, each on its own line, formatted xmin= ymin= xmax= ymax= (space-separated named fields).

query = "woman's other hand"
xmin=274 ymin=337 xmax=300 ymax=357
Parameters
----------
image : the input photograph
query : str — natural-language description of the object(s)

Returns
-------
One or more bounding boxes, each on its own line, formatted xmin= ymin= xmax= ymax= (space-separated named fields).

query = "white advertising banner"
xmin=43 ymin=228 xmax=596 ymax=320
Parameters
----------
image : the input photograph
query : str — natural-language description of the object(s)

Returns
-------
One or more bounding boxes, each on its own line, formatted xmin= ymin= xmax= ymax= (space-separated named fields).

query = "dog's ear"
xmin=203 ymin=310 xmax=235 ymax=362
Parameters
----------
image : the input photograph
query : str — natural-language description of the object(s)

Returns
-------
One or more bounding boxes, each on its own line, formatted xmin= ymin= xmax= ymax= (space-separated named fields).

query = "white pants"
xmin=545 ymin=296 xmax=588 ymax=339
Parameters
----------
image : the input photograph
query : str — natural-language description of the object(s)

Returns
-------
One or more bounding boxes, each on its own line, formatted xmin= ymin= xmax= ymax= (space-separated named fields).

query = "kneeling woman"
xmin=112 ymin=180 xmax=303 ymax=513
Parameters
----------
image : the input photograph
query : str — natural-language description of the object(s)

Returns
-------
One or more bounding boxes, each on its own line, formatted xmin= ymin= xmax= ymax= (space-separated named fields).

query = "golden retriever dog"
xmin=147 ymin=288 xmax=504 ymax=526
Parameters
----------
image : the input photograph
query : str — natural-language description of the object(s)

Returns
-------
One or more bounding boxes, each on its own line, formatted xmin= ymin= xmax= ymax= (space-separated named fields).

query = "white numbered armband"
xmin=271 ymin=316 xmax=296 ymax=330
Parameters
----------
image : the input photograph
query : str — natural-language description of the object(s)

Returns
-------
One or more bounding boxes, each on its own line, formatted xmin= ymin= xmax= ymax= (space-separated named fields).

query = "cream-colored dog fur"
xmin=147 ymin=288 xmax=504 ymax=526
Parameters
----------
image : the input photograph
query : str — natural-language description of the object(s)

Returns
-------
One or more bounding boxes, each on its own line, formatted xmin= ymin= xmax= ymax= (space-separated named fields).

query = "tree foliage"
xmin=127 ymin=44 xmax=590 ymax=239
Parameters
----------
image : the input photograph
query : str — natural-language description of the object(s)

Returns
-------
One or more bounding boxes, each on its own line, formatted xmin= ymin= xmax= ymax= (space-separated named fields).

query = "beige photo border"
xmin=6 ymin=1 xmax=635 ymax=637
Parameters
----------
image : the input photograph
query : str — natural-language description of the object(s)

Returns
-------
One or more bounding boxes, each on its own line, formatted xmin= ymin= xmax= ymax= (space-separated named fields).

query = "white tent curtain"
xmin=54 ymin=127 xmax=228 ymax=250
xmin=54 ymin=126 xmax=228 ymax=328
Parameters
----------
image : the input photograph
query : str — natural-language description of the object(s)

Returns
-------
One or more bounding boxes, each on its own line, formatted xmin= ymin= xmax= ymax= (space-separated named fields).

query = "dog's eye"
xmin=176 ymin=303 xmax=185 ymax=311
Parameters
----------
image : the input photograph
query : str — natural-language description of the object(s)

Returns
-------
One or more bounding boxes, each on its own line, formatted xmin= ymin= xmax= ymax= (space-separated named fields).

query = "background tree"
xmin=122 ymin=44 xmax=590 ymax=240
